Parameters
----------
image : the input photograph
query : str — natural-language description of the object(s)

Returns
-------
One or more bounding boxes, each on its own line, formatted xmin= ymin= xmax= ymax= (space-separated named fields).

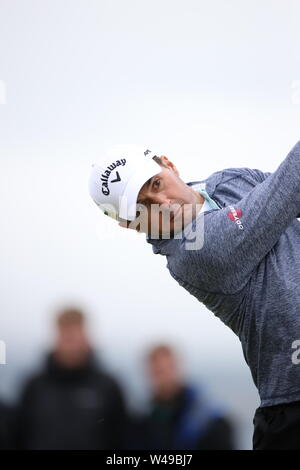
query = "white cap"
xmin=88 ymin=144 xmax=162 ymax=221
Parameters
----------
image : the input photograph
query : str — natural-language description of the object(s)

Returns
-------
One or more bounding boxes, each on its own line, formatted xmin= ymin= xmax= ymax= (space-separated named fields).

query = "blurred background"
xmin=0 ymin=0 xmax=300 ymax=449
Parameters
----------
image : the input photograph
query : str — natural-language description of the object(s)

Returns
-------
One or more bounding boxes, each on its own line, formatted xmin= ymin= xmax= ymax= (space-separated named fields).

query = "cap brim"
xmin=118 ymin=158 xmax=161 ymax=221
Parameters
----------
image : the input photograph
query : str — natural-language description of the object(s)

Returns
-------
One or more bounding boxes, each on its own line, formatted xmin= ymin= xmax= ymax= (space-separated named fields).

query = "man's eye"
xmin=153 ymin=179 xmax=160 ymax=189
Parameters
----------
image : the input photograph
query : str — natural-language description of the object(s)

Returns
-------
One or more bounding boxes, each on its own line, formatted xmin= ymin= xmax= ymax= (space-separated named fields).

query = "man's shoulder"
xmin=186 ymin=169 xmax=223 ymax=193
xmin=186 ymin=165 xmax=269 ymax=196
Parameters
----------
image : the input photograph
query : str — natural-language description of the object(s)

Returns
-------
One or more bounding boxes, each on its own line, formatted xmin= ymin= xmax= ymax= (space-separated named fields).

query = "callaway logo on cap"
xmin=88 ymin=144 xmax=162 ymax=221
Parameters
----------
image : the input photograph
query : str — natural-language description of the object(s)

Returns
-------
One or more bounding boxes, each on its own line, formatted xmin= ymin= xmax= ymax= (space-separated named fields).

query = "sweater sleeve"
xmin=184 ymin=140 xmax=300 ymax=294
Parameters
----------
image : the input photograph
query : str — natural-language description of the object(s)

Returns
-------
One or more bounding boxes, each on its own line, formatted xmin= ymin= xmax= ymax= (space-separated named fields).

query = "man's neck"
xmin=193 ymin=188 xmax=205 ymax=206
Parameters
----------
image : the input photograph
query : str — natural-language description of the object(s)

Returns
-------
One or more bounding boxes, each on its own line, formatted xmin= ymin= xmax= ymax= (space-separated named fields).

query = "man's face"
xmin=119 ymin=156 xmax=203 ymax=237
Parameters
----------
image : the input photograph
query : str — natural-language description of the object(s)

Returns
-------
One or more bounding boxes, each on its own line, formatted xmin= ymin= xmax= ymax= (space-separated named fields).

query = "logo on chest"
xmin=227 ymin=206 xmax=244 ymax=230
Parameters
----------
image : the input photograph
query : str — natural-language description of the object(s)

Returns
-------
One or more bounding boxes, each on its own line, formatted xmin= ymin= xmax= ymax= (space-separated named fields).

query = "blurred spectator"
xmin=128 ymin=344 xmax=235 ymax=450
xmin=14 ymin=307 xmax=128 ymax=449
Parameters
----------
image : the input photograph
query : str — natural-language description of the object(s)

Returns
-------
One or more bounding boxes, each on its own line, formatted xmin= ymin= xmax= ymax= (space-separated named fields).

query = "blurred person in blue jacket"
xmin=128 ymin=344 xmax=235 ymax=450
xmin=14 ymin=307 xmax=128 ymax=450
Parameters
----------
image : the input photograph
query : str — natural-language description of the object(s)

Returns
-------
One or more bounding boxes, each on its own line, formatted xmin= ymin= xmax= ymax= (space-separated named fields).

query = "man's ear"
xmin=160 ymin=155 xmax=179 ymax=176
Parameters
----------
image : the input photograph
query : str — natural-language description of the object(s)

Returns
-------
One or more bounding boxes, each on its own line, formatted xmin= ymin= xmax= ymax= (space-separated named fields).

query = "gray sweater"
xmin=147 ymin=140 xmax=300 ymax=407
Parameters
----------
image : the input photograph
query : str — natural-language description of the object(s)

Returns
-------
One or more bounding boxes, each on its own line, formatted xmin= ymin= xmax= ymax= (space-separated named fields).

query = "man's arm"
xmin=185 ymin=140 xmax=300 ymax=294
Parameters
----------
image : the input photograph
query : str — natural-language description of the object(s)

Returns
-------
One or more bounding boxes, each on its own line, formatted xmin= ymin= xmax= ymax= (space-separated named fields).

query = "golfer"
xmin=89 ymin=141 xmax=300 ymax=450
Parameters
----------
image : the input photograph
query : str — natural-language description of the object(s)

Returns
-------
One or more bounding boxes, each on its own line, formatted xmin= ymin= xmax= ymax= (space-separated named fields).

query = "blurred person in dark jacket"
xmin=128 ymin=344 xmax=235 ymax=450
xmin=15 ymin=307 xmax=127 ymax=450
